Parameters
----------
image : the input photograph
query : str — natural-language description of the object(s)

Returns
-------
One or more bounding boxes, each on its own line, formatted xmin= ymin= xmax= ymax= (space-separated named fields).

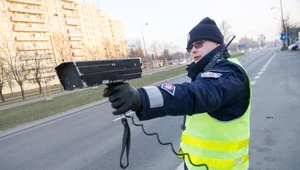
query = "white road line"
xmin=262 ymin=53 xmax=276 ymax=69
xmin=175 ymin=162 xmax=184 ymax=170
xmin=251 ymin=53 xmax=276 ymax=86
xmin=112 ymin=111 xmax=134 ymax=122
xmin=254 ymin=76 xmax=260 ymax=80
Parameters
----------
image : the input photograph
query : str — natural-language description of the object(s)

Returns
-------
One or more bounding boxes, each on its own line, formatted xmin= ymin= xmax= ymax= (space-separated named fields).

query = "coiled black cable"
xmin=119 ymin=114 xmax=209 ymax=170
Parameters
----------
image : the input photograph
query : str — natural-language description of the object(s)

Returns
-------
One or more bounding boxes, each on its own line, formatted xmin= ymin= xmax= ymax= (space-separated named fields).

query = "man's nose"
xmin=191 ymin=46 xmax=197 ymax=53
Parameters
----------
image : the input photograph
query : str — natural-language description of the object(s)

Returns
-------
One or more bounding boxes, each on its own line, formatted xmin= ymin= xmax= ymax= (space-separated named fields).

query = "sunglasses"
xmin=186 ymin=40 xmax=206 ymax=52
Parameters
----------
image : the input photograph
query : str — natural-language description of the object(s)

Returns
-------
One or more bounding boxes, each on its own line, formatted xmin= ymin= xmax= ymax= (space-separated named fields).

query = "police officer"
xmin=103 ymin=17 xmax=251 ymax=170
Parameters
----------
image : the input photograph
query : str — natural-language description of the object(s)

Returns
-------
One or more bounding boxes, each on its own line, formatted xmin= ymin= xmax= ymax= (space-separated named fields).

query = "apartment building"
xmin=0 ymin=0 xmax=127 ymax=94
xmin=77 ymin=2 xmax=127 ymax=59
xmin=110 ymin=19 xmax=127 ymax=58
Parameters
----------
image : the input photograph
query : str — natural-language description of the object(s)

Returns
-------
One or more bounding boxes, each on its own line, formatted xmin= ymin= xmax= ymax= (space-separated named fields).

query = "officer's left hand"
xmin=103 ymin=83 xmax=142 ymax=115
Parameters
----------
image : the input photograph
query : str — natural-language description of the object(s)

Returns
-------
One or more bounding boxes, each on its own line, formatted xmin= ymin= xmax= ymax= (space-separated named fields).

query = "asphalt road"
xmin=0 ymin=48 xmax=299 ymax=170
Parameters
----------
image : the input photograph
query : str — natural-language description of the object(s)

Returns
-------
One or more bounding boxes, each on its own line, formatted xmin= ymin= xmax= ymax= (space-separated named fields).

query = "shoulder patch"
xmin=161 ymin=83 xmax=176 ymax=96
xmin=201 ymin=71 xmax=222 ymax=78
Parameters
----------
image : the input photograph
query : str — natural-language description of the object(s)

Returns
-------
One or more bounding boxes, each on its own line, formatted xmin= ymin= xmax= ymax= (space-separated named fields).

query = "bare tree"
xmin=0 ymin=60 xmax=5 ymax=102
xmin=1 ymin=39 xmax=29 ymax=100
xmin=6 ymin=73 xmax=14 ymax=95
xmin=162 ymin=49 xmax=172 ymax=61
xmin=219 ymin=20 xmax=233 ymax=43
xmin=85 ymin=45 xmax=100 ymax=60
xmin=53 ymin=32 xmax=71 ymax=62
xmin=282 ymin=15 xmax=300 ymax=44
xmin=127 ymin=39 xmax=145 ymax=61
xmin=26 ymin=52 xmax=45 ymax=94
xmin=113 ymin=43 xmax=123 ymax=58
xmin=149 ymin=41 xmax=162 ymax=59
xmin=102 ymin=38 xmax=115 ymax=59
xmin=163 ymin=42 xmax=178 ymax=54
xmin=119 ymin=40 xmax=128 ymax=57
xmin=257 ymin=34 xmax=266 ymax=47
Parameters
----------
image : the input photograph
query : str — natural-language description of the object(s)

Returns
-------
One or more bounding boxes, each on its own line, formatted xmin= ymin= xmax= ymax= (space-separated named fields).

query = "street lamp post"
xmin=45 ymin=13 xmax=63 ymax=97
xmin=271 ymin=0 xmax=288 ymax=50
xmin=47 ymin=13 xmax=58 ymax=66
xmin=142 ymin=23 xmax=151 ymax=74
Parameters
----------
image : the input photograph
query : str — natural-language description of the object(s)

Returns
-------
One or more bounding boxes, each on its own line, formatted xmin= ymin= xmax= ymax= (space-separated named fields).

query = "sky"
xmin=79 ymin=0 xmax=300 ymax=52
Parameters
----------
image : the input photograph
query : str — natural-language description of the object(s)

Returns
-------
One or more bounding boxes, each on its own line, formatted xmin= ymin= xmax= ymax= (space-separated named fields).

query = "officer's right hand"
xmin=103 ymin=83 xmax=142 ymax=115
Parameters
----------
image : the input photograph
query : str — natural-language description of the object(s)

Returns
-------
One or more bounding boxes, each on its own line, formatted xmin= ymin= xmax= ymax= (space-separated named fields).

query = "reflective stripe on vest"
xmin=179 ymin=58 xmax=252 ymax=170
xmin=184 ymin=152 xmax=248 ymax=169
xmin=181 ymin=133 xmax=249 ymax=151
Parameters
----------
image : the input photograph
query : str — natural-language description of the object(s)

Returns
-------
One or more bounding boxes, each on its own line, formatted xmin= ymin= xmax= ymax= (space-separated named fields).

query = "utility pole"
xmin=280 ymin=0 xmax=288 ymax=50
xmin=47 ymin=13 xmax=58 ymax=66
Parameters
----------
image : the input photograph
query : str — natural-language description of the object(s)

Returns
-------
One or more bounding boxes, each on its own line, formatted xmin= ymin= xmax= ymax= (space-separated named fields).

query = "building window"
xmin=0 ymin=1 xmax=4 ymax=8
xmin=0 ymin=11 xmax=6 ymax=17
xmin=16 ymin=3 xmax=23 ymax=8
xmin=8 ymin=42 xmax=13 ymax=47
xmin=5 ymin=32 xmax=11 ymax=37
xmin=19 ymin=23 xmax=26 ymax=27
xmin=3 ymin=22 xmax=8 ymax=27
xmin=33 ymin=33 xmax=40 ymax=37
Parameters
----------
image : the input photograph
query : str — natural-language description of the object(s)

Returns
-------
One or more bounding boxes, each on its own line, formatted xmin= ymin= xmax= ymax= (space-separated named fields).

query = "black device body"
xmin=55 ymin=58 xmax=143 ymax=90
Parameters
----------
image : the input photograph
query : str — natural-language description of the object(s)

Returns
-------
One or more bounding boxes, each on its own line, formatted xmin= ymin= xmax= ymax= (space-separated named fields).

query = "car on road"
xmin=288 ymin=42 xmax=298 ymax=51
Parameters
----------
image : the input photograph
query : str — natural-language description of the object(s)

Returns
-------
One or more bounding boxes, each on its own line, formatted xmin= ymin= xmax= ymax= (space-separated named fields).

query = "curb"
xmin=0 ymin=73 xmax=187 ymax=138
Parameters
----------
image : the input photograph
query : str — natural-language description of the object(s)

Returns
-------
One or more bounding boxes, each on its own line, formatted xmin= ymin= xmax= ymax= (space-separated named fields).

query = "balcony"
xmin=68 ymin=29 xmax=81 ymax=34
xmin=16 ymin=36 xmax=48 ymax=41
xmin=14 ymin=26 xmax=48 ymax=32
xmin=64 ymin=13 xmax=78 ymax=17
xmin=72 ymin=52 xmax=85 ymax=57
xmin=9 ymin=7 xmax=44 ymax=14
xmin=66 ymin=19 xmax=79 ymax=25
xmin=62 ymin=4 xmax=77 ymax=10
xmin=6 ymin=0 xmax=43 ymax=6
xmin=71 ymin=45 xmax=83 ymax=49
xmin=69 ymin=33 xmax=82 ymax=37
xmin=21 ymin=54 xmax=53 ymax=61
xmin=69 ymin=37 xmax=81 ymax=41
xmin=26 ymin=71 xmax=56 ymax=79
xmin=68 ymin=29 xmax=82 ymax=37
xmin=11 ymin=16 xmax=46 ymax=23
xmin=18 ymin=46 xmax=51 ymax=51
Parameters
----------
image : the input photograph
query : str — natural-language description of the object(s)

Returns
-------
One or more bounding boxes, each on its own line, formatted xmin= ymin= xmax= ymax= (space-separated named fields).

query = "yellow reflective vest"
xmin=179 ymin=58 xmax=251 ymax=170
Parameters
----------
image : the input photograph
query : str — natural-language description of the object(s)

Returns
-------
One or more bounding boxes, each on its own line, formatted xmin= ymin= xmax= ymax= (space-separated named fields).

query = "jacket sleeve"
xmin=135 ymin=68 xmax=248 ymax=121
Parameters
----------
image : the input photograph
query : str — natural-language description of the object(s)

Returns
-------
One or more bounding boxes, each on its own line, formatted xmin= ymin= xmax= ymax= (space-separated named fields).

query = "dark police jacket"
xmin=136 ymin=44 xmax=250 ymax=122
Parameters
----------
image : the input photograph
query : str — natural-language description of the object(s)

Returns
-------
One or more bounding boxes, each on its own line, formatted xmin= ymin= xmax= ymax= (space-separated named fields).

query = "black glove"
xmin=103 ymin=83 xmax=142 ymax=115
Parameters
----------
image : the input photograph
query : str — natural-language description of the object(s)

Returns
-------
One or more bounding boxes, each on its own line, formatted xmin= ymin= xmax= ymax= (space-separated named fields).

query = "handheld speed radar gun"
xmin=55 ymin=58 xmax=143 ymax=90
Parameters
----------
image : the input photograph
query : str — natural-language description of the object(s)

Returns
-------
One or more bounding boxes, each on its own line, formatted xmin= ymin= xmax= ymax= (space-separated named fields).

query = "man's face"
xmin=188 ymin=40 xmax=220 ymax=63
